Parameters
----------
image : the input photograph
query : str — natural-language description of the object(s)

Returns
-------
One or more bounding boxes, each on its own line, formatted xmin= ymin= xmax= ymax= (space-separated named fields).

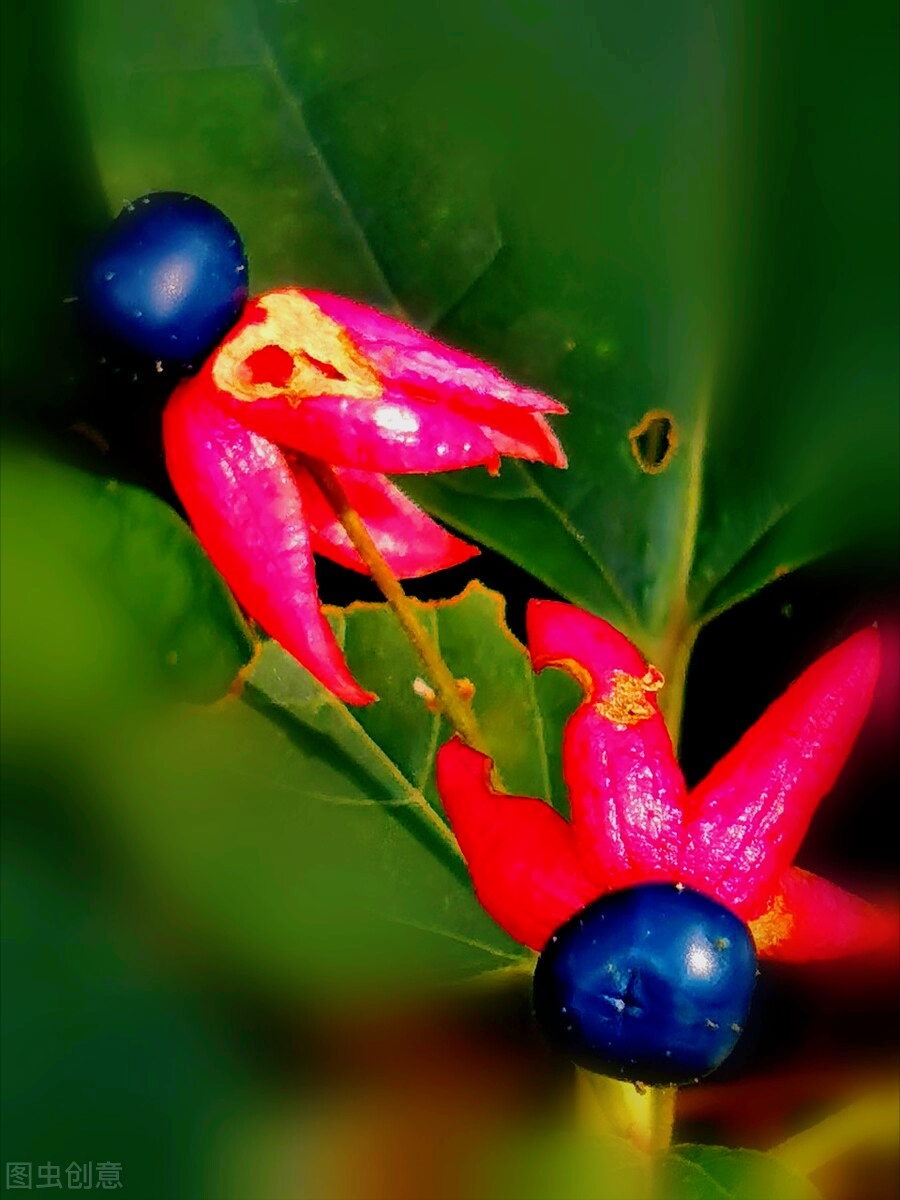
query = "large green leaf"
xmin=74 ymin=0 xmax=898 ymax=645
xmin=93 ymin=585 xmax=579 ymax=999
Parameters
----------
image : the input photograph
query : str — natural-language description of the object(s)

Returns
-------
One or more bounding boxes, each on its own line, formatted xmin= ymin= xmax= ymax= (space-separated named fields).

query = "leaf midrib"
xmin=254 ymin=30 xmax=407 ymax=317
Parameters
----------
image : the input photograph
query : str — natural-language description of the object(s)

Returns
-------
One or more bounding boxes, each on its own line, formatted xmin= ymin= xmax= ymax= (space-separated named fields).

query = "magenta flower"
xmin=163 ymin=288 xmax=566 ymax=703
xmin=436 ymin=601 xmax=890 ymax=959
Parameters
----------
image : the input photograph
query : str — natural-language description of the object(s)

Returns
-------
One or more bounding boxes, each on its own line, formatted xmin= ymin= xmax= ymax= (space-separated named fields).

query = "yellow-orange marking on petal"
xmin=542 ymin=655 xmax=595 ymax=699
xmin=595 ymin=666 xmax=664 ymax=725
xmin=213 ymin=291 xmax=383 ymax=404
xmin=748 ymin=893 xmax=794 ymax=952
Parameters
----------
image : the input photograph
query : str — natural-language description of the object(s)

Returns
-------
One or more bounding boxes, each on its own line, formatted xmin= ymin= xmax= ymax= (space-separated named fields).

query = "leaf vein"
xmin=525 ymin=648 xmax=552 ymax=804
xmin=385 ymin=917 xmax=525 ymax=962
xmin=514 ymin=462 xmax=638 ymax=625
xmin=667 ymin=1154 xmax=731 ymax=1199
xmin=415 ymin=607 xmax=445 ymax=795
xmin=254 ymin=35 xmax=407 ymax=318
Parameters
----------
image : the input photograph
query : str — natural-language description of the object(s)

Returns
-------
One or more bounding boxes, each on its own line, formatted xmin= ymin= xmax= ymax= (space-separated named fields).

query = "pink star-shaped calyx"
xmin=436 ymin=601 xmax=892 ymax=960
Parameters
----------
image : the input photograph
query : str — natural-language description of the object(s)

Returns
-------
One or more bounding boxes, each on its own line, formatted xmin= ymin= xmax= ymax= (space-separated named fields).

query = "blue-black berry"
xmin=532 ymin=883 xmax=757 ymax=1086
xmin=77 ymin=192 xmax=248 ymax=366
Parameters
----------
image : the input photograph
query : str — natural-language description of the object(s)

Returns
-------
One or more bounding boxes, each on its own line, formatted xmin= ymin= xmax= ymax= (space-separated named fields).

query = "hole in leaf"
xmin=629 ymin=410 xmax=677 ymax=474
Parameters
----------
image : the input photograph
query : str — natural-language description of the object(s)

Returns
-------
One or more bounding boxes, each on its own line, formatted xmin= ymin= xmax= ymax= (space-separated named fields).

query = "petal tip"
xmin=525 ymin=601 xmax=644 ymax=698
xmin=435 ymin=734 xmax=492 ymax=784
xmin=432 ymin=538 xmax=481 ymax=574
xmin=836 ymin=623 xmax=881 ymax=669
xmin=540 ymin=427 xmax=568 ymax=469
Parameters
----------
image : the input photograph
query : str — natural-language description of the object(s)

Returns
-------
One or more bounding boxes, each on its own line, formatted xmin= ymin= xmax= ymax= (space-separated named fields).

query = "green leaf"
xmin=661 ymin=1145 xmax=820 ymax=1200
xmin=1 ymin=0 xmax=105 ymax=401
xmin=95 ymin=584 xmax=579 ymax=999
xmin=74 ymin=0 xmax=898 ymax=641
xmin=0 ymin=441 xmax=253 ymax=720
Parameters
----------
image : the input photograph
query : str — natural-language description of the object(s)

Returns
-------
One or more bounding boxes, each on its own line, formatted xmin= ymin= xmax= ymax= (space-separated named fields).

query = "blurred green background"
xmin=2 ymin=0 xmax=897 ymax=1196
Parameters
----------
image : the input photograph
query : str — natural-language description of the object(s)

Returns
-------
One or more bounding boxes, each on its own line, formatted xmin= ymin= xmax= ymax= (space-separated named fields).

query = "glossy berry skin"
xmin=532 ymin=883 xmax=757 ymax=1086
xmin=78 ymin=193 xmax=248 ymax=365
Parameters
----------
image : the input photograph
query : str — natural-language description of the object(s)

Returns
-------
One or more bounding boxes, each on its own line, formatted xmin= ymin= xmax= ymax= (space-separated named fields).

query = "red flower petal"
xmin=163 ymin=380 xmax=373 ymax=705
xmin=186 ymin=289 xmax=500 ymax=475
xmin=474 ymin=408 xmax=567 ymax=469
xmin=306 ymin=292 xmax=567 ymax=467
xmin=306 ymin=291 xmax=567 ymax=414
xmin=526 ymin=601 xmax=685 ymax=889
xmin=291 ymin=464 xmax=479 ymax=578
xmin=435 ymin=738 xmax=599 ymax=951
xmin=681 ymin=628 xmax=881 ymax=915
xmin=216 ymin=390 xmax=501 ymax=475
xmin=528 ymin=602 xmax=633 ymax=691
xmin=749 ymin=867 xmax=895 ymax=961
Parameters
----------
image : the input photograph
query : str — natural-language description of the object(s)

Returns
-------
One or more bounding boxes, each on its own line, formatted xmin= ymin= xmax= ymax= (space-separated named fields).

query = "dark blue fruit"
xmin=532 ymin=883 xmax=757 ymax=1086
xmin=78 ymin=192 xmax=248 ymax=365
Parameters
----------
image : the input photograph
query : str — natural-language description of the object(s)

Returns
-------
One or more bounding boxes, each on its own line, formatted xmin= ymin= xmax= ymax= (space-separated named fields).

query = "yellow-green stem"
xmin=307 ymin=459 xmax=489 ymax=756
xmin=647 ymin=1086 xmax=676 ymax=1156
xmin=578 ymin=1072 xmax=676 ymax=1158
xmin=770 ymin=1085 xmax=900 ymax=1178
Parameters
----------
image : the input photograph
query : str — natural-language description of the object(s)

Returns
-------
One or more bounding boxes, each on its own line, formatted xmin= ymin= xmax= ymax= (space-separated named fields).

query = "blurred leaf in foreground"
xmin=0 ymin=439 xmax=254 ymax=739
xmin=1 ymin=820 xmax=262 ymax=1200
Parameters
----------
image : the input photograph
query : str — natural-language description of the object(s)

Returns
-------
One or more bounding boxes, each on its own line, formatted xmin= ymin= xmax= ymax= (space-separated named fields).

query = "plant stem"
xmin=647 ymin=1086 xmax=676 ymax=1156
xmin=306 ymin=459 xmax=489 ymax=755
xmin=577 ymin=1073 xmax=676 ymax=1157
xmin=770 ymin=1085 xmax=900 ymax=1177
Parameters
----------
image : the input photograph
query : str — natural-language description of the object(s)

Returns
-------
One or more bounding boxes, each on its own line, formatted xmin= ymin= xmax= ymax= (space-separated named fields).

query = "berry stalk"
xmin=304 ymin=458 xmax=491 ymax=760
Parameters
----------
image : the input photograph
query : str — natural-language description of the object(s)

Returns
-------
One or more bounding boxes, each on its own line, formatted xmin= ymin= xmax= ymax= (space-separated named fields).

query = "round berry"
xmin=77 ymin=193 xmax=248 ymax=365
xmin=532 ymin=883 xmax=757 ymax=1086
